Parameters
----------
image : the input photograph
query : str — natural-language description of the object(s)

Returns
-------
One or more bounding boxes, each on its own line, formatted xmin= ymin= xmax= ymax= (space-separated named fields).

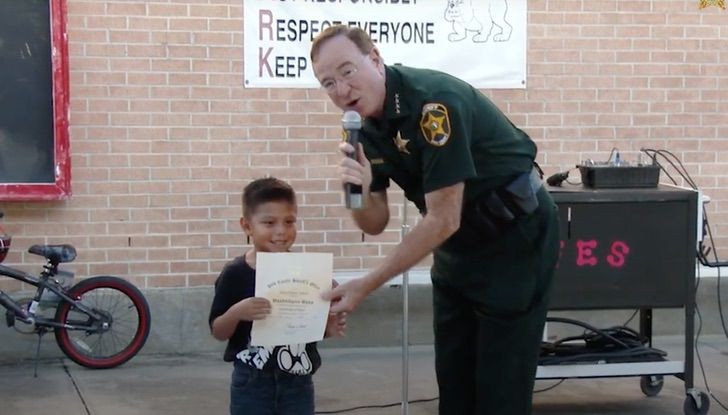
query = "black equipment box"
xmin=548 ymin=185 xmax=697 ymax=310
xmin=579 ymin=164 xmax=660 ymax=188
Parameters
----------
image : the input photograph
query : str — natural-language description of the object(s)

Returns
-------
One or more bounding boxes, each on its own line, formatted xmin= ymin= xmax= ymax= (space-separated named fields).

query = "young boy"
xmin=209 ymin=177 xmax=346 ymax=415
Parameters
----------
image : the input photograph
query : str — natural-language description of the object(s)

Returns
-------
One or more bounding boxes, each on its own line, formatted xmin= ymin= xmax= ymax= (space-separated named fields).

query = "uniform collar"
xmin=382 ymin=65 xmax=410 ymax=121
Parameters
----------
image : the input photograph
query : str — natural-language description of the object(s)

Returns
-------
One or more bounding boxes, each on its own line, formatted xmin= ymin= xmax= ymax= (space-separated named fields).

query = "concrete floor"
xmin=0 ymin=336 xmax=726 ymax=415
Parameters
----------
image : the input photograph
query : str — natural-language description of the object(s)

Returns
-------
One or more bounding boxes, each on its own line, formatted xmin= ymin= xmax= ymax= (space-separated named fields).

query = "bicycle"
xmin=0 ymin=210 xmax=151 ymax=374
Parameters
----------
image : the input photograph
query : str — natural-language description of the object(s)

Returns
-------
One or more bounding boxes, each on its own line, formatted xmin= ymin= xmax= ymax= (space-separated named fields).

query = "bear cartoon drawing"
xmin=444 ymin=0 xmax=513 ymax=43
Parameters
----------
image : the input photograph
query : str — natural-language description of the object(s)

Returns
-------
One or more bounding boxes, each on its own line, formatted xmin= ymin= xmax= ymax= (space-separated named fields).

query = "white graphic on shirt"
xmin=277 ymin=344 xmax=313 ymax=375
xmin=236 ymin=344 xmax=313 ymax=375
xmin=236 ymin=345 xmax=274 ymax=370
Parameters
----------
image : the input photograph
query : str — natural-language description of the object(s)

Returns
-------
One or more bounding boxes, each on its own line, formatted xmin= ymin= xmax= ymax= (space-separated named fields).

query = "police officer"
xmin=312 ymin=25 xmax=560 ymax=415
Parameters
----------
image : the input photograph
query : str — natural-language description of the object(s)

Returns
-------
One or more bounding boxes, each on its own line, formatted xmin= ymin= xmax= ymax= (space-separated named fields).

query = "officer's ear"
xmin=369 ymin=47 xmax=385 ymax=72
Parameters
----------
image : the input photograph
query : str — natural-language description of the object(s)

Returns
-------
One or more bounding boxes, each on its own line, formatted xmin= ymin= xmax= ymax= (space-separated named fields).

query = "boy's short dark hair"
xmin=242 ymin=177 xmax=296 ymax=218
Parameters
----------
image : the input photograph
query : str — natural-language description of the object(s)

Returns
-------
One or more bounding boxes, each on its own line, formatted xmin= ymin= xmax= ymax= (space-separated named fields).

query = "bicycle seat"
xmin=28 ymin=244 xmax=77 ymax=264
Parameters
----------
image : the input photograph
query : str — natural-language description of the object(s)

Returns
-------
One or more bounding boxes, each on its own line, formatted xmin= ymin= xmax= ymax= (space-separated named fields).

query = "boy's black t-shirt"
xmin=208 ymin=255 xmax=321 ymax=375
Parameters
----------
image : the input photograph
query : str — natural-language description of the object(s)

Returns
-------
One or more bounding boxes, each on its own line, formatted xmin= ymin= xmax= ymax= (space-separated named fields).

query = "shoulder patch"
xmin=419 ymin=103 xmax=451 ymax=147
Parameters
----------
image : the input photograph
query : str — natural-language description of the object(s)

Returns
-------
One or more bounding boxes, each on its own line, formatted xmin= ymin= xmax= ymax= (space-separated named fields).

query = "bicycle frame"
xmin=1 ymin=211 xmax=151 ymax=371
xmin=0 ymin=263 xmax=106 ymax=330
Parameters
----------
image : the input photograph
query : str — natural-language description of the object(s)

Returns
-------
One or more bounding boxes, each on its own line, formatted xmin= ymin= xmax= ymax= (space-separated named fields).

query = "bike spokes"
xmin=55 ymin=277 xmax=150 ymax=369
xmin=66 ymin=288 xmax=139 ymax=355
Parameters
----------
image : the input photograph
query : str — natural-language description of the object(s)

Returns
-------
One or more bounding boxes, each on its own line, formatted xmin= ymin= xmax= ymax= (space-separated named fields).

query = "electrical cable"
xmin=314 ymin=375 xmax=568 ymax=413
xmin=606 ymin=147 xmax=619 ymax=163
xmin=641 ymin=148 xmax=680 ymax=186
xmin=694 ymin=289 xmax=728 ymax=412
xmin=315 ymin=397 xmax=439 ymax=414
xmin=546 ymin=166 xmax=582 ymax=187
xmin=533 ymin=379 xmax=566 ymax=393
xmin=640 ymin=147 xmax=728 ymax=410
xmin=621 ymin=309 xmax=639 ymax=328
xmin=694 ymin=215 xmax=728 ymax=412
xmin=698 ymin=210 xmax=728 ymax=339
xmin=539 ymin=317 xmax=667 ymax=366
xmin=641 ymin=147 xmax=728 ymax=339
xmin=314 ymin=378 xmax=570 ymax=414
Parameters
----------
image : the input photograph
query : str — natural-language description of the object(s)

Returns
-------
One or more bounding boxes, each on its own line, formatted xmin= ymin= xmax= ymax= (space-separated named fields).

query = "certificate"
xmin=250 ymin=252 xmax=333 ymax=346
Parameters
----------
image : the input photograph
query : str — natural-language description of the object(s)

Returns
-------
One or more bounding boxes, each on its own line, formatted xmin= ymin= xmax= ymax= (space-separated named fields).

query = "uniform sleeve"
xmin=417 ymin=92 xmax=477 ymax=193
xmin=360 ymin=133 xmax=391 ymax=193
xmin=369 ymin=167 xmax=390 ymax=193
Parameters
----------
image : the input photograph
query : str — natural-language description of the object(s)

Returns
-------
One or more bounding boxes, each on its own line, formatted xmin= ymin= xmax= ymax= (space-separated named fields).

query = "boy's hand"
xmin=325 ymin=311 xmax=347 ymax=338
xmin=324 ymin=279 xmax=347 ymax=338
xmin=233 ymin=297 xmax=271 ymax=321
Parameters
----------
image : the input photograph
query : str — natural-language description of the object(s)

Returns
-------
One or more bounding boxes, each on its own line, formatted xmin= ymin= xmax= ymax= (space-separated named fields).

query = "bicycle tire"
xmin=54 ymin=276 xmax=151 ymax=369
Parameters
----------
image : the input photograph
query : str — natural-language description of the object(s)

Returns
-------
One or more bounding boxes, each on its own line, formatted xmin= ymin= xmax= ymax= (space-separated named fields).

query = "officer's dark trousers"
xmin=431 ymin=186 xmax=560 ymax=415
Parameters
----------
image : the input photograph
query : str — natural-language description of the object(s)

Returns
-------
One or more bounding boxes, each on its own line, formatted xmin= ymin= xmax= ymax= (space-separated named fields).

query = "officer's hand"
xmin=338 ymin=142 xmax=371 ymax=193
xmin=321 ymin=276 xmax=370 ymax=314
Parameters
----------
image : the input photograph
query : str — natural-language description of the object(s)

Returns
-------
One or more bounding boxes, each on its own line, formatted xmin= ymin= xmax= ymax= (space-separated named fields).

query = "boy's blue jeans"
xmin=230 ymin=360 xmax=314 ymax=415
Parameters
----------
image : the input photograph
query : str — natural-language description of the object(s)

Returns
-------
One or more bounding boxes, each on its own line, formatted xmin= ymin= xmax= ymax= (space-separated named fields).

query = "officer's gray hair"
xmin=310 ymin=25 xmax=375 ymax=62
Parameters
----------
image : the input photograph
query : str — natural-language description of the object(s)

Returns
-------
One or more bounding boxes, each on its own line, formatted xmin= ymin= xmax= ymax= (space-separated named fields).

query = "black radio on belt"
xmin=467 ymin=168 xmax=542 ymax=239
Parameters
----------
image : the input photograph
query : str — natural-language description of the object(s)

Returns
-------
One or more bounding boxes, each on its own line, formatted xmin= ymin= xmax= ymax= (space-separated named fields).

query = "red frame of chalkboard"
xmin=0 ymin=0 xmax=70 ymax=201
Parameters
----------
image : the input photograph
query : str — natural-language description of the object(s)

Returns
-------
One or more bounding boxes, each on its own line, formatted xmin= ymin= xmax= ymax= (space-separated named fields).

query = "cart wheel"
xmin=640 ymin=375 xmax=664 ymax=397
xmin=683 ymin=391 xmax=710 ymax=415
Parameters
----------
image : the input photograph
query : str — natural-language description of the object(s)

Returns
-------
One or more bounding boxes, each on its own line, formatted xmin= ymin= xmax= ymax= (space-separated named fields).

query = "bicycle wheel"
xmin=54 ymin=276 xmax=151 ymax=369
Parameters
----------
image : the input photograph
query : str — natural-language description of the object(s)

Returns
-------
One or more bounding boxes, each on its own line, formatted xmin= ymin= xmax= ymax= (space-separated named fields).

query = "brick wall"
xmin=1 ymin=0 xmax=726 ymax=291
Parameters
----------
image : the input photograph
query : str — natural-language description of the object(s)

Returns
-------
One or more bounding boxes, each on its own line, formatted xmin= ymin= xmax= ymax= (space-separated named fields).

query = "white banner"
xmin=243 ymin=0 xmax=527 ymax=89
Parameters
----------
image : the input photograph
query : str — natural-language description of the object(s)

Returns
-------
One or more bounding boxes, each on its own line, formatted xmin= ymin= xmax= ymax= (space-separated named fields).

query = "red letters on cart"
xmin=558 ymin=239 xmax=631 ymax=269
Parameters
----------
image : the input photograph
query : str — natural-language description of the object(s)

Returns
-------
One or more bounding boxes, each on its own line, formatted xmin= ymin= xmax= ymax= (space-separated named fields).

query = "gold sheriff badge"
xmin=699 ymin=0 xmax=725 ymax=9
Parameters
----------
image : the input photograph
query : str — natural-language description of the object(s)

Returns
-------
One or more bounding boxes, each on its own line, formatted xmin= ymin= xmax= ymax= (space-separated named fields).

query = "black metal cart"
xmin=539 ymin=185 xmax=709 ymax=415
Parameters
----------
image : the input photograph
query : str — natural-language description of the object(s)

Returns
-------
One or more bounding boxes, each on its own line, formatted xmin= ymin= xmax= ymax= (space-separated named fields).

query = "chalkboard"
xmin=0 ymin=0 xmax=70 ymax=200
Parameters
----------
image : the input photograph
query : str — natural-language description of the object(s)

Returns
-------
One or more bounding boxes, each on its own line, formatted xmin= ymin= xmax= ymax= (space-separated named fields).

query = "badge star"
xmin=699 ymin=0 xmax=725 ymax=8
xmin=424 ymin=113 xmax=448 ymax=136
xmin=393 ymin=131 xmax=410 ymax=154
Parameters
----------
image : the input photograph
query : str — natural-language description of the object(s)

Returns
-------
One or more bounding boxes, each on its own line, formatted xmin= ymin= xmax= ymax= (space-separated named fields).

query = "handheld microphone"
xmin=342 ymin=111 xmax=363 ymax=210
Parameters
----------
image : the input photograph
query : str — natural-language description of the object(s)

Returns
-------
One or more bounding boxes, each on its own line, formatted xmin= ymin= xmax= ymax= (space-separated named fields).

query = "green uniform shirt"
xmin=361 ymin=65 xmax=536 ymax=215
xmin=357 ymin=70 xmax=557 ymax=415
